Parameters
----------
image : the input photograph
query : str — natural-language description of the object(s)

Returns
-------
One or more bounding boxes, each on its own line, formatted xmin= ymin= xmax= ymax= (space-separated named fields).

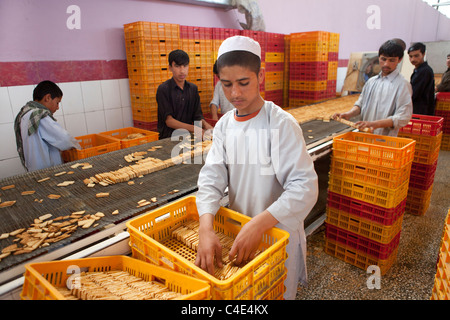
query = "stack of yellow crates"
xmin=288 ymin=31 xmax=338 ymax=108
xmin=180 ymin=26 xmax=214 ymax=114
xmin=431 ymin=208 xmax=450 ymax=300
xmin=398 ymin=115 xmax=443 ymax=216
xmin=124 ymin=21 xmax=180 ymax=129
xmin=264 ymin=32 xmax=285 ymax=107
xmin=325 ymin=132 xmax=415 ymax=275
xmin=435 ymin=92 xmax=450 ymax=151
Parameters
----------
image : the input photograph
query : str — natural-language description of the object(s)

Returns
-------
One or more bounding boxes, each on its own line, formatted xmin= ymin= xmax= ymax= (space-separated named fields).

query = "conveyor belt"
xmin=0 ymin=137 xmax=204 ymax=277
xmin=0 ymin=115 xmax=355 ymax=284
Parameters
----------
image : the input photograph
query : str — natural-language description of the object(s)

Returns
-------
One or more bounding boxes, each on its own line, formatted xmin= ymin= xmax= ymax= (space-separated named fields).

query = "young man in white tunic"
xmin=333 ymin=40 xmax=412 ymax=136
xmin=195 ymin=36 xmax=319 ymax=300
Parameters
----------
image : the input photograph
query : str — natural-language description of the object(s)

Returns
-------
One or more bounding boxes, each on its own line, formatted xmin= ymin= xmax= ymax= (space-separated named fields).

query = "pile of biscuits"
xmin=58 ymin=270 xmax=182 ymax=300
xmin=0 ymin=211 xmax=105 ymax=261
xmin=170 ymin=220 xmax=260 ymax=281
xmin=83 ymin=139 xmax=212 ymax=187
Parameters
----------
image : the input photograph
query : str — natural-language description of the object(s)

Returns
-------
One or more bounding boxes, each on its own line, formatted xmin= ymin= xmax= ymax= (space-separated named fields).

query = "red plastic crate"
xmin=436 ymin=92 xmax=450 ymax=102
xmin=133 ymin=120 xmax=158 ymax=132
xmin=289 ymin=62 xmax=328 ymax=81
xmin=180 ymin=25 xmax=212 ymax=40
xmin=328 ymin=52 xmax=339 ymax=61
xmin=325 ymin=224 xmax=401 ymax=260
xmin=435 ymin=110 xmax=450 ymax=131
xmin=399 ymin=114 xmax=444 ymax=136
xmin=327 ymin=191 xmax=406 ymax=226
xmin=265 ymin=62 xmax=285 ymax=72
xmin=411 ymin=160 xmax=438 ymax=179
xmin=289 ymin=90 xmax=328 ymax=101
xmin=211 ymin=27 xmax=241 ymax=40
xmin=266 ymin=32 xmax=285 ymax=52
xmin=408 ymin=172 xmax=436 ymax=190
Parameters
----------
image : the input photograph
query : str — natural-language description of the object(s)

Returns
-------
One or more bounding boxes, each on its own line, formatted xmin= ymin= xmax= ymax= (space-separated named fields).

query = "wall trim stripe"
xmin=0 ymin=60 xmax=128 ymax=87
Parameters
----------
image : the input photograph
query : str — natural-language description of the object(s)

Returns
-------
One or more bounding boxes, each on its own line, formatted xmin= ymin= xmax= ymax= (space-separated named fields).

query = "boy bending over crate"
xmin=195 ymin=36 xmax=319 ymax=300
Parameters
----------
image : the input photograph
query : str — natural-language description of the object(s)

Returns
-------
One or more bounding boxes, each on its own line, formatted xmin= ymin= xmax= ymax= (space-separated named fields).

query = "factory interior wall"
xmin=1 ymin=0 xmax=450 ymax=179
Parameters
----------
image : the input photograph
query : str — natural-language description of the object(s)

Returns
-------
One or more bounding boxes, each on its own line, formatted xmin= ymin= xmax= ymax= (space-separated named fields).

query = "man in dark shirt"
xmin=436 ymin=53 xmax=450 ymax=93
xmin=156 ymin=49 xmax=213 ymax=139
xmin=408 ymin=42 xmax=435 ymax=115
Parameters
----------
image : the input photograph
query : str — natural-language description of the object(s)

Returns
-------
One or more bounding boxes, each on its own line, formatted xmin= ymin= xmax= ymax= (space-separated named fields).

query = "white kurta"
xmin=196 ymin=101 xmax=319 ymax=300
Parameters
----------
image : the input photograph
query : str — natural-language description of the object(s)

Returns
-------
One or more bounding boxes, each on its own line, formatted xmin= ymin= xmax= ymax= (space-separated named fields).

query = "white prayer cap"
xmin=217 ymin=35 xmax=261 ymax=60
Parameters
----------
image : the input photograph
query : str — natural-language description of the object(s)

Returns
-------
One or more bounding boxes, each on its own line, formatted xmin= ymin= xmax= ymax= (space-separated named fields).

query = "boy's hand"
xmin=229 ymin=210 xmax=279 ymax=266
xmin=228 ymin=219 xmax=263 ymax=266
xmin=195 ymin=214 xmax=223 ymax=275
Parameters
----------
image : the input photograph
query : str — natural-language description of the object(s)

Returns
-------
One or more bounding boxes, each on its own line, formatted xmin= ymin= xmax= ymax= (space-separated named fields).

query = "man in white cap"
xmin=195 ymin=35 xmax=318 ymax=300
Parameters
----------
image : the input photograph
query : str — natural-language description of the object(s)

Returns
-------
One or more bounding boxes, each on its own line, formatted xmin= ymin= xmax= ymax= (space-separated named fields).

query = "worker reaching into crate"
xmin=332 ymin=40 xmax=413 ymax=136
xmin=195 ymin=35 xmax=319 ymax=300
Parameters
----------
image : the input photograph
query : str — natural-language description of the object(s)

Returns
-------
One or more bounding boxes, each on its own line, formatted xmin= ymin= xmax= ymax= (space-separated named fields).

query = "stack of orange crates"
xmin=283 ymin=35 xmax=291 ymax=108
xmin=435 ymin=92 xmax=450 ymax=151
xmin=327 ymin=32 xmax=339 ymax=99
xmin=288 ymin=31 xmax=338 ymax=108
xmin=180 ymin=26 xmax=214 ymax=114
xmin=124 ymin=21 xmax=180 ymax=129
xmin=398 ymin=115 xmax=443 ymax=216
xmin=264 ymin=32 xmax=285 ymax=107
xmin=325 ymin=132 xmax=416 ymax=275
xmin=431 ymin=208 xmax=450 ymax=300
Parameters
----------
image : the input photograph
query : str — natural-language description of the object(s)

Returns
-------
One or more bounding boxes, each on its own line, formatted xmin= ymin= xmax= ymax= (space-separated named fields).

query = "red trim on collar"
xmin=234 ymin=108 xmax=262 ymax=122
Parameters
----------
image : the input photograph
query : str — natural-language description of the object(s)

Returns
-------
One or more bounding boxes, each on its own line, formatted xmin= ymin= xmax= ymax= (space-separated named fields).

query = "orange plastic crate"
xmin=332 ymin=132 xmax=416 ymax=169
xmin=124 ymin=21 xmax=180 ymax=40
xmin=398 ymin=131 xmax=442 ymax=153
xmin=290 ymin=51 xmax=328 ymax=62
xmin=61 ymin=134 xmax=121 ymax=162
xmin=442 ymin=134 xmax=450 ymax=151
xmin=98 ymin=127 xmax=159 ymax=149
xmin=126 ymin=196 xmax=289 ymax=300
xmin=290 ymin=31 xmax=330 ymax=42
xmin=290 ymin=80 xmax=327 ymax=91
xmin=324 ymin=237 xmax=398 ymax=276
xmin=21 ymin=255 xmax=210 ymax=300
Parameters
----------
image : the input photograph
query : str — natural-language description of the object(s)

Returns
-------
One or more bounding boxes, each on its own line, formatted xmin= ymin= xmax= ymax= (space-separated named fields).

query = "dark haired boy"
xmin=156 ymin=49 xmax=213 ymax=139
xmin=14 ymin=80 xmax=80 ymax=171
xmin=333 ymin=40 xmax=412 ymax=136
xmin=195 ymin=36 xmax=319 ymax=300
xmin=408 ymin=42 xmax=435 ymax=115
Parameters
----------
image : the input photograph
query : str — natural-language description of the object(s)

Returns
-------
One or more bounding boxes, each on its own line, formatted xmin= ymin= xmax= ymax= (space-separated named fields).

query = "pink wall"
xmin=258 ymin=0 xmax=450 ymax=60
xmin=0 ymin=0 xmax=240 ymax=62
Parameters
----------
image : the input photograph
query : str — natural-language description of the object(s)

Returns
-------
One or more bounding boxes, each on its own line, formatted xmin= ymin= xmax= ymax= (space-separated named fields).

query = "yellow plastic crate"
xmin=326 ymin=206 xmax=404 ymax=244
xmin=61 ymin=134 xmax=121 ymax=162
xmin=126 ymin=196 xmax=289 ymax=300
xmin=329 ymin=157 xmax=412 ymax=189
xmin=332 ymin=132 xmax=416 ymax=169
xmin=98 ymin=127 xmax=159 ymax=149
xmin=328 ymin=175 xmax=409 ymax=209
xmin=21 ymin=255 xmax=210 ymax=300
xmin=441 ymin=134 xmax=450 ymax=151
